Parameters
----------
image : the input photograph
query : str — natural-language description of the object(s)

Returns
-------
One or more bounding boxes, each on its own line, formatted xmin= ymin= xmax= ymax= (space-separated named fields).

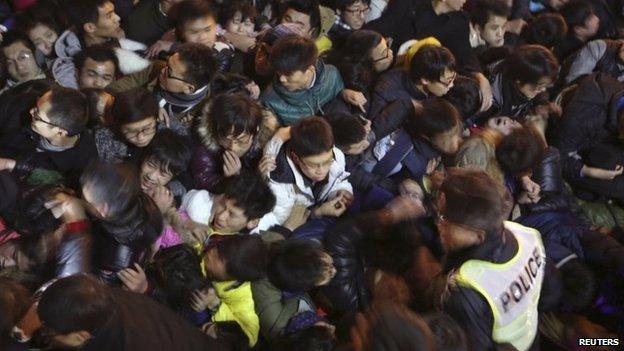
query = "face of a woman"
xmin=28 ymin=24 xmax=58 ymax=57
xmin=517 ymin=77 xmax=552 ymax=99
xmin=225 ymin=11 xmax=255 ymax=36
xmin=487 ymin=116 xmax=521 ymax=136
xmin=370 ymin=37 xmax=394 ymax=73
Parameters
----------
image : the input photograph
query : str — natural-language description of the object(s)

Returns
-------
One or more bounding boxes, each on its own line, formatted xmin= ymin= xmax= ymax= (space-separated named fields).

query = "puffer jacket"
xmin=550 ymin=73 xmax=624 ymax=180
xmin=93 ymin=194 xmax=163 ymax=285
xmin=369 ymin=68 xmax=426 ymax=123
xmin=190 ymin=105 xmax=279 ymax=192
xmin=261 ymin=60 xmax=344 ymax=125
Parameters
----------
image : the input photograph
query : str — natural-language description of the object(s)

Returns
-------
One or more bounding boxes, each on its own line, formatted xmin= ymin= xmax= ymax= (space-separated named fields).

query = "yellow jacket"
xmin=212 ymin=281 xmax=260 ymax=347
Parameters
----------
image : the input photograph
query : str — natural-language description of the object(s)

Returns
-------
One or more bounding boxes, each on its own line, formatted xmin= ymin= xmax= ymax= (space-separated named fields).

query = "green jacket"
xmin=261 ymin=60 xmax=344 ymax=126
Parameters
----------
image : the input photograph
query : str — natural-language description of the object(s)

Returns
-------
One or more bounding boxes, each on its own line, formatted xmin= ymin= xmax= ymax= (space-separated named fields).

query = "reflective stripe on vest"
xmin=455 ymin=221 xmax=546 ymax=351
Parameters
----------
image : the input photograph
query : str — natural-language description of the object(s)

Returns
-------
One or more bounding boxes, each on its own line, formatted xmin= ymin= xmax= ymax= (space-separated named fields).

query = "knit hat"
xmin=439 ymin=168 xmax=507 ymax=232
xmin=397 ymin=37 xmax=441 ymax=69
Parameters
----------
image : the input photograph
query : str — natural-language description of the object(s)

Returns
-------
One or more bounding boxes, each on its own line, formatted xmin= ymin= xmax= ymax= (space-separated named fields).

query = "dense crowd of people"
xmin=0 ymin=0 xmax=623 ymax=349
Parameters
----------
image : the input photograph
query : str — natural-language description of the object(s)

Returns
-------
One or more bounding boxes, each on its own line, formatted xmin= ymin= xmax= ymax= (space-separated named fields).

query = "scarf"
xmin=37 ymin=134 xmax=76 ymax=152
xmin=155 ymin=85 xmax=209 ymax=117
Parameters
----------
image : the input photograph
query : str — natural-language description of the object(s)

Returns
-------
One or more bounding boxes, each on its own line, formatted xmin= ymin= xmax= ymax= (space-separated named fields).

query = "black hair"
xmin=282 ymin=0 xmax=321 ymax=38
xmin=522 ymin=13 xmax=568 ymax=48
xmin=142 ymin=130 xmax=192 ymax=177
xmin=560 ymin=0 xmax=595 ymax=30
xmin=335 ymin=0 xmax=371 ymax=10
xmin=15 ymin=5 xmax=62 ymax=40
xmin=170 ymin=0 xmax=217 ymax=37
xmin=216 ymin=235 xmax=267 ymax=282
xmin=289 ymin=116 xmax=334 ymax=158
xmin=148 ymin=244 xmax=210 ymax=309
xmin=470 ymin=0 xmax=510 ymax=28
xmin=0 ymin=30 xmax=37 ymax=54
xmin=0 ymin=278 xmax=32 ymax=349
xmin=495 ymin=126 xmax=546 ymax=176
xmin=175 ymin=43 xmax=219 ymax=88
xmin=74 ymin=45 xmax=119 ymax=76
xmin=219 ymin=0 xmax=258 ymax=28
xmin=222 ymin=172 xmax=276 ymax=220
xmin=559 ymin=258 xmax=596 ymax=312
xmin=443 ymin=75 xmax=482 ymax=121
xmin=38 ymin=274 xmax=115 ymax=334
xmin=267 ymin=239 xmax=329 ymax=292
xmin=409 ymin=45 xmax=456 ymax=83
xmin=422 ymin=312 xmax=468 ymax=351
xmin=211 ymin=321 xmax=251 ymax=351
xmin=271 ymin=35 xmax=318 ymax=75
xmin=327 ymin=112 xmax=367 ymax=149
xmin=272 ymin=325 xmax=336 ymax=351
xmin=211 ymin=73 xmax=254 ymax=96
xmin=111 ymin=87 xmax=158 ymax=128
xmin=80 ymin=161 xmax=141 ymax=219
xmin=502 ymin=45 xmax=559 ymax=86
xmin=405 ymin=97 xmax=461 ymax=140
xmin=47 ymin=86 xmax=89 ymax=136
xmin=63 ymin=0 xmax=110 ymax=34
xmin=326 ymin=30 xmax=382 ymax=92
xmin=206 ymin=93 xmax=263 ymax=140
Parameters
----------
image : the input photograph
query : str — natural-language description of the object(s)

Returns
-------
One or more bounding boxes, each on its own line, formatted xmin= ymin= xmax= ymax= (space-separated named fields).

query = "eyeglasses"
xmin=218 ymin=134 xmax=253 ymax=148
xmin=164 ymin=63 xmax=193 ymax=85
xmin=30 ymin=107 xmax=59 ymax=128
xmin=6 ymin=51 xmax=33 ymax=68
xmin=372 ymin=38 xmax=394 ymax=63
xmin=344 ymin=6 xmax=371 ymax=16
xmin=299 ymin=153 xmax=335 ymax=170
xmin=121 ymin=123 xmax=157 ymax=138
xmin=437 ymin=71 xmax=457 ymax=88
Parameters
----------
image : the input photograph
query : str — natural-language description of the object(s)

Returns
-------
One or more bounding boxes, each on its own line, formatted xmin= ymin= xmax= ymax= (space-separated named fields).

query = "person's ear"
xmin=306 ymin=65 xmax=316 ymax=78
xmin=246 ymin=218 xmax=260 ymax=230
xmin=183 ymin=83 xmax=196 ymax=95
xmin=420 ymin=78 xmax=430 ymax=86
xmin=290 ymin=151 xmax=299 ymax=164
xmin=54 ymin=127 xmax=69 ymax=137
xmin=83 ymin=22 xmax=97 ymax=34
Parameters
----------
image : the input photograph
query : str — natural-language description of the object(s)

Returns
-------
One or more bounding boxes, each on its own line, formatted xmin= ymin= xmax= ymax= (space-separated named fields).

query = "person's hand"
xmin=188 ymin=221 xmax=211 ymax=244
xmin=117 ymin=263 xmax=148 ymax=293
xmin=145 ymin=40 xmax=174 ymax=59
xmin=245 ymin=81 xmax=261 ymax=99
xmin=384 ymin=195 xmax=426 ymax=222
xmin=398 ymin=179 xmax=424 ymax=201
xmin=342 ymin=89 xmax=367 ymax=113
xmin=582 ymin=165 xmax=624 ymax=180
xmin=517 ymin=191 xmax=540 ymax=204
xmin=505 ymin=18 xmax=527 ymax=35
xmin=45 ymin=192 xmax=88 ymax=223
xmin=283 ymin=203 xmax=311 ymax=231
xmin=274 ymin=126 xmax=292 ymax=142
xmin=0 ymin=157 xmax=16 ymax=171
xmin=158 ymin=107 xmax=170 ymax=127
xmin=191 ymin=287 xmax=220 ymax=312
xmin=362 ymin=118 xmax=372 ymax=135
xmin=476 ymin=73 xmax=493 ymax=111
xmin=314 ymin=192 xmax=353 ymax=217
xmin=520 ymin=175 xmax=541 ymax=201
xmin=223 ymin=150 xmax=242 ymax=177
xmin=258 ymin=155 xmax=277 ymax=178
xmin=147 ymin=186 xmax=174 ymax=213
xmin=425 ymin=157 xmax=441 ymax=175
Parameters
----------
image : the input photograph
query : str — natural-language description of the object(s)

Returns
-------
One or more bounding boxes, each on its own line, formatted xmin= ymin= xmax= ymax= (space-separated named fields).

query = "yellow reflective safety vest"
xmin=455 ymin=221 xmax=546 ymax=351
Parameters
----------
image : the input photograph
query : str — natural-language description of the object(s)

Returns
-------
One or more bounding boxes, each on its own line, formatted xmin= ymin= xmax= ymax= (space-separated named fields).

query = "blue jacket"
xmin=261 ymin=60 xmax=344 ymax=125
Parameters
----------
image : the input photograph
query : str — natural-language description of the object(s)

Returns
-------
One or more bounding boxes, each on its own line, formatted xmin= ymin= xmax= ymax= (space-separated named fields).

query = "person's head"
xmin=495 ymin=126 xmax=545 ymax=177
xmin=30 ymin=87 xmax=88 ymax=140
xmin=485 ymin=116 xmax=522 ymax=135
xmin=268 ymin=239 xmax=336 ymax=292
xmin=289 ymin=116 xmax=335 ymax=182
xmin=471 ymin=0 xmax=510 ymax=47
xmin=281 ymin=0 xmax=322 ymax=39
xmin=111 ymin=88 xmax=159 ymax=147
xmin=273 ymin=325 xmax=336 ymax=351
xmin=436 ymin=168 xmax=508 ymax=252
xmin=410 ymin=45 xmax=457 ymax=97
xmin=334 ymin=30 xmax=394 ymax=81
xmin=75 ymin=46 xmax=118 ymax=89
xmin=0 ymin=278 xmax=31 ymax=349
xmin=352 ymin=302 xmax=435 ymax=351
xmin=1 ymin=31 xmax=42 ymax=83
xmin=422 ymin=313 xmax=468 ymax=351
xmin=17 ymin=13 xmax=61 ymax=58
xmin=139 ymin=130 xmax=191 ymax=191
xmin=336 ymin=0 xmax=372 ymax=30
xmin=158 ymin=43 xmax=218 ymax=94
xmin=220 ymin=0 xmax=257 ymax=37
xmin=203 ymin=235 xmax=267 ymax=282
xmin=80 ymin=161 xmax=141 ymax=219
xmin=522 ymin=13 xmax=568 ymax=49
xmin=328 ymin=112 xmax=370 ymax=155
xmin=502 ymin=45 xmax=559 ymax=99
xmin=206 ymin=321 xmax=250 ymax=350
xmin=443 ymin=75 xmax=482 ymax=121
xmin=171 ymin=0 xmax=218 ymax=48
xmin=211 ymin=172 xmax=276 ymax=233
xmin=271 ymin=35 xmax=318 ymax=91
xmin=149 ymin=244 xmax=210 ymax=309
xmin=558 ymin=258 xmax=596 ymax=312
xmin=254 ymin=23 xmax=304 ymax=78
xmin=64 ymin=0 xmax=122 ymax=39
xmin=38 ymin=275 xmax=114 ymax=349
xmin=405 ymin=97 xmax=463 ymax=155
xmin=204 ymin=93 xmax=263 ymax=157
xmin=560 ymin=0 xmax=599 ymax=41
